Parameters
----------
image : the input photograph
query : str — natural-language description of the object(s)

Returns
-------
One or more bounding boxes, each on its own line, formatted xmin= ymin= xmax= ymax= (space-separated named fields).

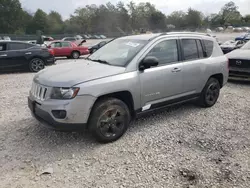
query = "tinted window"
xmin=51 ymin=42 xmax=61 ymax=48
xmin=0 ymin=43 xmax=7 ymax=51
xmin=147 ymin=40 xmax=178 ymax=65
xmin=62 ymin=42 xmax=71 ymax=47
xmin=203 ymin=40 xmax=214 ymax=57
xmin=9 ymin=43 xmax=27 ymax=50
xmin=182 ymin=39 xmax=199 ymax=60
xmin=196 ymin=40 xmax=204 ymax=58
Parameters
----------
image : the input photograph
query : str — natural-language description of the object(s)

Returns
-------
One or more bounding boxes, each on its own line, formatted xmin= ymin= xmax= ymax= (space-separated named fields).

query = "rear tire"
xmin=89 ymin=98 xmax=131 ymax=143
xmin=29 ymin=58 xmax=45 ymax=72
xmin=198 ymin=78 xmax=220 ymax=107
xmin=71 ymin=51 xmax=80 ymax=59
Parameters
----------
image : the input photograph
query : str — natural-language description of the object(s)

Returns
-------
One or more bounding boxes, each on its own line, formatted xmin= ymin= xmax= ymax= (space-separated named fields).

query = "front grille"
xmin=31 ymin=82 xmax=47 ymax=100
xmin=229 ymin=59 xmax=250 ymax=68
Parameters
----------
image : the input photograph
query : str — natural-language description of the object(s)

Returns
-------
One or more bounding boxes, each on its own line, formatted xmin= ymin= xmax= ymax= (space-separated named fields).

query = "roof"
xmin=119 ymin=32 xmax=214 ymax=41
xmin=120 ymin=33 xmax=161 ymax=40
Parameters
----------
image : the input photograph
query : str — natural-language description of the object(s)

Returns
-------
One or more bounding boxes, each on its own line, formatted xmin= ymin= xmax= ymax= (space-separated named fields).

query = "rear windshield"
xmin=203 ymin=40 xmax=214 ymax=57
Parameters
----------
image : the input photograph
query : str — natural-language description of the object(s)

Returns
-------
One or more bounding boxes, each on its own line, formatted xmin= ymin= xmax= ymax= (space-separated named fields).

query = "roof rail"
xmin=159 ymin=32 xmax=211 ymax=36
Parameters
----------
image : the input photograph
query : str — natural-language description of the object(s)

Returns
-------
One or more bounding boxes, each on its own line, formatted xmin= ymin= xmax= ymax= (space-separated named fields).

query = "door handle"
xmin=25 ymin=52 xmax=32 ymax=55
xmin=172 ymin=67 xmax=181 ymax=72
xmin=0 ymin=54 xmax=7 ymax=57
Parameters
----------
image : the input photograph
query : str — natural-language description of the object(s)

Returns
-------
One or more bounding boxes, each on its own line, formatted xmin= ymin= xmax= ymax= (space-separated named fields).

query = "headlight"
xmin=50 ymin=87 xmax=80 ymax=99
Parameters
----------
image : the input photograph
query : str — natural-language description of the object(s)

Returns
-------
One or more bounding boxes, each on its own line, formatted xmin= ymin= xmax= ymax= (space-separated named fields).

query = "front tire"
xmin=89 ymin=98 xmax=131 ymax=143
xmin=198 ymin=78 xmax=220 ymax=107
xmin=29 ymin=58 xmax=45 ymax=72
xmin=71 ymin=51 xmax=80 ymax=59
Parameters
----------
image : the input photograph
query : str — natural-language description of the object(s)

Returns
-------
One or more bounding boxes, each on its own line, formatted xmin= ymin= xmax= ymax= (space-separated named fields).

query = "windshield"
xmin=87 ymin=38 xmax=148 ymax=67
xmin=241 ymin=40 xmax=250 ymax=49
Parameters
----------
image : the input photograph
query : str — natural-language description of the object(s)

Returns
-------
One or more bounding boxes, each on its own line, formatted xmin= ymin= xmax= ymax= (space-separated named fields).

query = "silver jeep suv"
xmin=28 ymin=32 xmax=228 ymax=143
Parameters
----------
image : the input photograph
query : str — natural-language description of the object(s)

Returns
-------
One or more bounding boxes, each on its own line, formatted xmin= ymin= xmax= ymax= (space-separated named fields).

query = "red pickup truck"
xmin=47 ymin=41 xmax=89 ymax=59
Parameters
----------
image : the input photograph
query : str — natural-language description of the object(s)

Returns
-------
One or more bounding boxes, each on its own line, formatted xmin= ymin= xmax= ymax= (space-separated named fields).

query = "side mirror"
xmin=139 ymin=56 xmax=159 ymax=71
xmin=47 ymin=45 xmax=51 ymax=49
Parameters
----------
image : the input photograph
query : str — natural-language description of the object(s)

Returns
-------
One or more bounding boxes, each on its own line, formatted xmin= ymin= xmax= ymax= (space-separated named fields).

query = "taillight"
xmin=48 ymin=49 xmax=54 ymax=56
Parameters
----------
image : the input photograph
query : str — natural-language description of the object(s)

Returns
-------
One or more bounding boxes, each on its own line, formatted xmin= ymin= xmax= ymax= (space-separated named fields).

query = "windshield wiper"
xmin=90 ymin=59 xmax=111 ymax=65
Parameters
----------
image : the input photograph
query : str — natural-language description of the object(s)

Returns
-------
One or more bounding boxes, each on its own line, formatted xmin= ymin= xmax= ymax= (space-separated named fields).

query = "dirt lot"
xmin=1 ymin=35 xmax=250 ymax=188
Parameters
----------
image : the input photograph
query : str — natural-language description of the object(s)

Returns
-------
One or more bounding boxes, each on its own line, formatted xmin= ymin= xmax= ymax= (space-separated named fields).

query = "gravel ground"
xmin=1 ymin=34 xmax=250 ymax=188
xmin=1 ymin=69 xmax=250 ymax=188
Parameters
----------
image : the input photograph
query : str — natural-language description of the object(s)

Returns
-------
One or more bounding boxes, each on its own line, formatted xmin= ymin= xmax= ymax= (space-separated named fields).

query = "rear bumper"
xmin=45 ymin=57 xmax=56 ymax=65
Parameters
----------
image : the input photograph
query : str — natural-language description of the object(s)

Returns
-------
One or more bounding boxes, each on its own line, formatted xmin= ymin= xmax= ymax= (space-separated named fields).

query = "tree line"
xmin=1 ymin=0 xmax=250 ymax=35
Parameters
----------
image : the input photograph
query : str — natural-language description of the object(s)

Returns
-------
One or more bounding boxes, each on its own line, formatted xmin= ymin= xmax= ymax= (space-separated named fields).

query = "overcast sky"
xmin=20 ymin=0 xmax=249 ymax=19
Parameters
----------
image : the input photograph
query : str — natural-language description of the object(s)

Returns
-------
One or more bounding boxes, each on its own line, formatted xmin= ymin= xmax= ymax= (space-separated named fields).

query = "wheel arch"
xmin=91 ymin=91 xmax=135 ymax=119
xmin=209 ymin=73 xmax=223 ymax=88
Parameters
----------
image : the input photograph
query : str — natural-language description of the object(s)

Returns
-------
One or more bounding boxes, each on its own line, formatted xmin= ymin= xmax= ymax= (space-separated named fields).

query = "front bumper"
xmin=229 ymin=67 xmax=250 ymax=79
xmin=28 ymin=95 xmax=96 ymax=131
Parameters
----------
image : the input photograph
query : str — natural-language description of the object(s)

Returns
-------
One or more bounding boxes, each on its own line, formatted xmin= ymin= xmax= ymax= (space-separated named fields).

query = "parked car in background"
xmin=62 ymin=37 xmax=78 ymax=42
xmin=0 ymin=41 xmax=55 ymax=72
xmin=83 ymin=35 xmax=90 ymax=39
xmin=47 ymin=41 xmax=89 ymax=59
xmin=93 ymin=35 xmax=101 ymax=39
xmin=0 ymin=36 xmax=11 ymax=41
xmin=88 ymin=41 xmax=108 ymax=54
xmin=43 ymin=36 xmax=54 ymax=42
xmin=99 ymin=35 xmax=107 ymax=39
xmin=235 ymin=33 xmax=250 ymax=41
xmin=227 ymin=40 xmax=250 ymax=79
xmin=28 ymin=32 xmax=228 ymax=143
xmin=220 ymin=40 xmax=245 ymax=54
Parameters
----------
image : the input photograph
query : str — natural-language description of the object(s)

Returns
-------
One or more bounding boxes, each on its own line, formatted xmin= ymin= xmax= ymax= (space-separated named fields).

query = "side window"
xmin=61 ymin=42 xmax=71 ymax=47
xmin=0 ymin=43 xmax=7 ymax=51
xmin=9 ymin=43 xmax=27 ymax=50
xmin=196 ymin=40 xmax=204 ymax=58
xmin=147 ymin=39 xmax=178 ymax=65
xmin=203 ymin=40 xmax=214 ymax=57
xmin=51 ymin=42 xmax=61 ymax=48
xmin=182 ymin=39 xmax=199 ymax=60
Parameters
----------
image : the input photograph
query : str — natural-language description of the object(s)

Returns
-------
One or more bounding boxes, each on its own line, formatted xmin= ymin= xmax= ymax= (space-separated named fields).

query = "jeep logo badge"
xmin=236 ymin=60 xmax=242 ymax=65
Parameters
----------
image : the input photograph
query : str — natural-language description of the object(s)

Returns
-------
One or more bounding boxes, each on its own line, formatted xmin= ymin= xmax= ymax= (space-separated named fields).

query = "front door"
xmin=139 ymin=38 xmax=183 ymax=109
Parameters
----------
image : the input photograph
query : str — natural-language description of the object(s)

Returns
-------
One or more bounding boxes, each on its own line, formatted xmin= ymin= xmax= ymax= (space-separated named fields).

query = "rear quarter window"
xmin=203 ymin=40 xmax=214 ymax=57
xmin=8 ymin=43 xmax=27 ymax=50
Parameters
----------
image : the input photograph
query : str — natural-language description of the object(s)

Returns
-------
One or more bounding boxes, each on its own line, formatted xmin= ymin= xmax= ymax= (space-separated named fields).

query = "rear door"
xmin=61 ymin=42 xmax=73 ymax=56
xmin=6 ymin=42 xmax=30 ymax=68
xmin=180 ymin=38 xmax=207 ymax=95
xmin=0 ymin=42 xmax=9 ymax=68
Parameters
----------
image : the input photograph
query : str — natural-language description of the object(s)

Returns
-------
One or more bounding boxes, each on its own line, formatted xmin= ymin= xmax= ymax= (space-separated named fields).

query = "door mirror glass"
xmin=139 ymin=56 xmax=159 ymax=71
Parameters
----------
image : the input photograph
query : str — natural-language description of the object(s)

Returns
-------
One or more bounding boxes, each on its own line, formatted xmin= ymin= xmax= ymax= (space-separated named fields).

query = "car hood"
xmin=226 ymin=49 xmax=250 ymax=60
xmin=34 ymin=60 xmax=126 ymax=87
xmin=220 ymin=44 xmax=236 ymax=48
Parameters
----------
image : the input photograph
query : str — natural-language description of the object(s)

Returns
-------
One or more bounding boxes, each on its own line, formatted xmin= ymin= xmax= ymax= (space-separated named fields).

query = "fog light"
xmin=52 ymin=110 xmax=67 ymax=119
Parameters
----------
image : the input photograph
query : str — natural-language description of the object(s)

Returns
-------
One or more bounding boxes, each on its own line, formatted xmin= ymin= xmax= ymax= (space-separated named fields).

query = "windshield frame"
xmin=87 ymin=38 xmax=149 ymax=67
